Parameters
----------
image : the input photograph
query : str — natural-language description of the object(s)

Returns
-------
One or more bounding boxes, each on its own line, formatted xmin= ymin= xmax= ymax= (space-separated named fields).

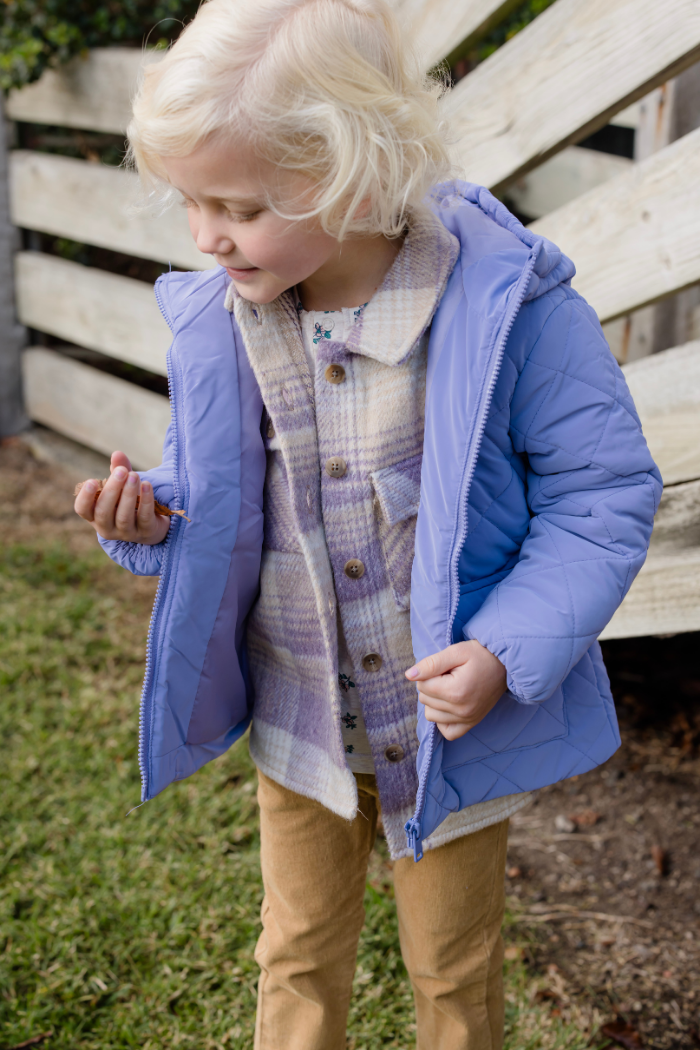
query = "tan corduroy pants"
xmin=254 ymin=770 xmax=508 ymax=1050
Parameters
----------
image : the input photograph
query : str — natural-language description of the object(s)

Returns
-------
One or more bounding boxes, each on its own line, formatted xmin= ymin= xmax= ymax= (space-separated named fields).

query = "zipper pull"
xmin=404 ymin=817 xmax=423 ymax=862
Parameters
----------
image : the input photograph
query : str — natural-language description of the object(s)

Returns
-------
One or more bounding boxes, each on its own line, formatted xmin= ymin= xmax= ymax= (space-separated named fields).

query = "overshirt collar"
xmin=225 ymin=209 xmax=459 ymax=368
xmin=343 ymin=211 xmax=459 ymax=367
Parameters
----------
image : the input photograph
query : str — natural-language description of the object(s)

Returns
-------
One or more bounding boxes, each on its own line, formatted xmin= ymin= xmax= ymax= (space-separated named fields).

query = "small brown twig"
xmin=74 ymin=480 xmax=191 ymax=522
xmin=523 ymin=904 xmax=653 ymax=928
xmin=4 ymin=1032 xmax=53 ymax=1050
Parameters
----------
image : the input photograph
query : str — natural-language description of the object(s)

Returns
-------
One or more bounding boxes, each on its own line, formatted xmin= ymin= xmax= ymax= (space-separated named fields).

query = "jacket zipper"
xmin=137 ymin=286 xmax=185 ymax=801
xmin=404 ymin=249 xmax=538 ymax=859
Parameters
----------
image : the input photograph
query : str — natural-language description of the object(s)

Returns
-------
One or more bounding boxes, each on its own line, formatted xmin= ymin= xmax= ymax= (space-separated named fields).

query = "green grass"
xmin=0 ymin=540 xmax=595 ymax=1049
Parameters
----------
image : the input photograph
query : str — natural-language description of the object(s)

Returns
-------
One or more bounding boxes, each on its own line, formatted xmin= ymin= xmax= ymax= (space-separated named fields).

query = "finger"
xmin=415 ymin=658 xmax=479 ymax=706
xmin=74 ymin=479 xmax=99 ymax=522
xmin=405 ymin=641 xmax=471 ymax=682
xmin=114 ymin=471 xmax=140 ymax=531
xmin=136 ymin=479 xmax=156 ymax=530
xmin=422 ymin=702 xmax=471 ymax=725
xmin=423 ymin=705 xmax=478 ymax=734
xmin=93 ymin=465 xmax=128 ymax=527
xmin=417 ymin=689 xmax=468 ymax=715
xmin=110 ymin=450 xmax=132 ymax=474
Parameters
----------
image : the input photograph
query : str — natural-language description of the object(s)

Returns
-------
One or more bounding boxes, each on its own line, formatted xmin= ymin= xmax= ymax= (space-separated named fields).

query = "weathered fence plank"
xmin=610 ymin=101 xmax=641 ymax=129
xmin=600 ymin=479 xmax=700 ymax=639
xmin=623 ymin=340 xmax=700 ymax=487
xmin=15 ymin=252 xmax=170 ymax=376
xmin=5 ymin=49 xmax=163 ymax=135
xmin=600 ymin=551 xmax=700 ymax=638
xmin=504 ymin=146 xmax=631 ymax=221
xmin=599 ymin=343 xmax=700 ymax=639
xmin=9 ymin=151 xmax=212 ymax=271
xmin=22 ymin=347 xmax=170 ymax=469
xmin=531 ymin=127 xmax=700 ymax=323
xmin=443 ymin=0 xmax=700 ymax=191
xmin=387 ymin=0 xmax=517 ymax=71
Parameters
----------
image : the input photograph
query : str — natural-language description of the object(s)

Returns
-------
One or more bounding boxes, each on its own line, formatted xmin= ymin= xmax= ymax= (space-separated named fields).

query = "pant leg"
xmin=393 ymin=819 xmax=509 ymax=1050
xmin=254 ymin=770 xmax=378 ymax=1050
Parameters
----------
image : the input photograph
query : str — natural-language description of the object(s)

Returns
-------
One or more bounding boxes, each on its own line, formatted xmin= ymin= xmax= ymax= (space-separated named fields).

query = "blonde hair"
xmin=127 ymin=0 xmax=450 ymax=239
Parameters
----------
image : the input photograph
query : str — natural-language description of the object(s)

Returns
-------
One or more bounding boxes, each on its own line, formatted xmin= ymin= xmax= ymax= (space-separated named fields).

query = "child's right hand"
xmin=74 ymin=450 xmax=171 ymax=545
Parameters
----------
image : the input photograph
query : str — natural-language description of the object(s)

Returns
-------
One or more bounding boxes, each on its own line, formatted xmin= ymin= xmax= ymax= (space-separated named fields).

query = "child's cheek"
xmin=247 ymin=232 xmax=294 ymax=276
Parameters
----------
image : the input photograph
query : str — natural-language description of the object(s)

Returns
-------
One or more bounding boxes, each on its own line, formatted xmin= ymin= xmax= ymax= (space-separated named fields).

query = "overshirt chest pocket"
xmin=370 ymin=452 xmax=422 ymax=612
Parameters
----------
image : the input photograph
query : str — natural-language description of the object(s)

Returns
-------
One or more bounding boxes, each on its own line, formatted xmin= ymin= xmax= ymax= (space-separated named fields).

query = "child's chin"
xmin=234 ymin=280 xmax=291 ymax=306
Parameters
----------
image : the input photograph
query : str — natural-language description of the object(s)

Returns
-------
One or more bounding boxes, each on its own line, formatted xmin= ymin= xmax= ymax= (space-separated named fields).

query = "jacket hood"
xmin=429 ymin=180 xmax=576 ymax=303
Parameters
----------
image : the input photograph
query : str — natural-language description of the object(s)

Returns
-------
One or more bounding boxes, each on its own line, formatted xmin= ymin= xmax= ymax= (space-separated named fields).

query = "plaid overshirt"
xmin=229 ymin=214 xmax=530 ymax=858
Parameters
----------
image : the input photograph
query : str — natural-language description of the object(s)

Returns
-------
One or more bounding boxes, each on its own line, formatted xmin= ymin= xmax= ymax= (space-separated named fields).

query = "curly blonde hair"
xmin=127 ymin=0 xmax=451 ymax=239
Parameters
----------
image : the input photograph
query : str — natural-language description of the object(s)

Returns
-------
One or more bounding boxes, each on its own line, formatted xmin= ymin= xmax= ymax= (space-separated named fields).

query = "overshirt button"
xmin=267 ymin=419 xmax=275 ymax=439
xmin=385 ymin=744 xmax=405 ymax=763
xmin=325 ymin=363 xmax=346 ymax=384
xmin=344 ymin=558 xmax=365 ymax=579
xmin=326 ymin=456 xmax=347 ymax=478
xmin=362 ymin=652 xmax=383 ymax=672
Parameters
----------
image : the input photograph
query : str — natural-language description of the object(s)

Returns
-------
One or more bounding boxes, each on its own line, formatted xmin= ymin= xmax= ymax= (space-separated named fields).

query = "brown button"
xmin=325 ymin=456 xmax=347 ymax=478
xmin=344 ymin=558 xmax=365 ymax=579
xmin=267 ymin=418 xmax=275 ymax=439
xmin=324 ymin=363 xmax=346 ymax=384
xmin=362 ymin=652 xmax=383 ymax=673
xmin=384 ymin=744 xmax=405 ymax=763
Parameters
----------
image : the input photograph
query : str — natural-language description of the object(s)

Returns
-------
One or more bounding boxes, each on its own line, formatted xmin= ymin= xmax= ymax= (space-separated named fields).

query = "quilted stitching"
xmin=419 ymin=188 xmax=662 ymax=839
xmin=464 ymin=301 xmax=660 ymax=691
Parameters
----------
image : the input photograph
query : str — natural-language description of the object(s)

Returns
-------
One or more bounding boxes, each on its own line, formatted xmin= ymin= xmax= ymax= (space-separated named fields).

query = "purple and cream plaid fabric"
xmin=230 ymin=214 xmax=529 ymax=857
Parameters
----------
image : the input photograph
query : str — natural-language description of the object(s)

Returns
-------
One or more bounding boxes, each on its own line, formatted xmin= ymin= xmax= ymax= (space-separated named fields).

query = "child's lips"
xmin=226 ymin=265 xmax=259 ymax=280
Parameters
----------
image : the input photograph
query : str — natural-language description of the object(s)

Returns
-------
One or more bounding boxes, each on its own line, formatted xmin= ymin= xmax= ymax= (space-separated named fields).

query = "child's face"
xmin=162 ymin=137 xmax=341 ymax=304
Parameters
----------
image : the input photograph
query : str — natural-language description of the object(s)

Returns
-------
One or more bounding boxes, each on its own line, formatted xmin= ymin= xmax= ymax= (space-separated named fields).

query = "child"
xmin=74 ymin=1 xmax=661 ymax=1045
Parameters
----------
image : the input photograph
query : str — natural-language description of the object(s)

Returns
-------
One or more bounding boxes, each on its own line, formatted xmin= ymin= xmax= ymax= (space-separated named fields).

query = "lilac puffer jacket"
xmin=100 ymin=183 xmax=662 ymax=857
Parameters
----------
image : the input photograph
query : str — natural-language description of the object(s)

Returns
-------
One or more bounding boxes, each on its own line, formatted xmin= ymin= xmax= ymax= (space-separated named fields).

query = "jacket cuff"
xmin=97 ymin=533 xmax=166 ymax=577
xmin=463 ymin=618 xmax=546 ymax=706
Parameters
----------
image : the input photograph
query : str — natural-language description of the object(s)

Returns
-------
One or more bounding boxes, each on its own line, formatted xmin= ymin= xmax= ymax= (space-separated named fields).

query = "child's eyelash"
xmin=228 ymin=211 xmax=260 ymax=223
xmin=177 ymin=198 xmax=259 ymax=222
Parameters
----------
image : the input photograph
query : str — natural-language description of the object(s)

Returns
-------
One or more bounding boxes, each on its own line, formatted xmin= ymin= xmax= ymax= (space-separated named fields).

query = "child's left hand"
xmin=405 ymin=641 xmax=507 ymax=741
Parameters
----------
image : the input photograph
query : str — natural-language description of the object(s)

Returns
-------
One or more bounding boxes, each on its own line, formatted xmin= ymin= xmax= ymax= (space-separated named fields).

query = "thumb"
xmin=110 ymin=450 xmax=132 ymax=473
xmin=405 ymin=642 xmax=470 ymax=682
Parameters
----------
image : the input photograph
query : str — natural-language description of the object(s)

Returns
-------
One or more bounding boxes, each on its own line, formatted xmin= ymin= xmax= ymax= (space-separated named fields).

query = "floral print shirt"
xmin=299 ymin=300 xmax=375 ymax=775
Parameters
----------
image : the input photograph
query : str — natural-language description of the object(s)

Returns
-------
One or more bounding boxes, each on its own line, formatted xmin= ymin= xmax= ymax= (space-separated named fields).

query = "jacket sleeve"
xmin=465 ymin=292 xmax=663 ymax=704
xmin=97 ymin=422 xmax=176 ymax=577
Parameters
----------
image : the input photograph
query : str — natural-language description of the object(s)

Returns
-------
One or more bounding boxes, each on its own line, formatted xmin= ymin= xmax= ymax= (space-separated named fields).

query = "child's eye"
xmin=179 ymin=196 xmax=198 ymax=210
xmin=228 ymin=210 xmax=261 ymax=223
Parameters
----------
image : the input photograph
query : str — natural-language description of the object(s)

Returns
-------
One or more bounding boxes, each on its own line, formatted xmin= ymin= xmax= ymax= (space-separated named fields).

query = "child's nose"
xmin=195 ymin=216 xmax=235 ymax=257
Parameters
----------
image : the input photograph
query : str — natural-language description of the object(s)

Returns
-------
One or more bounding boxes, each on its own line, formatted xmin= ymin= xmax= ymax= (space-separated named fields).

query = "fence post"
xmin=0 ymin=107 xmax=29 ymax=439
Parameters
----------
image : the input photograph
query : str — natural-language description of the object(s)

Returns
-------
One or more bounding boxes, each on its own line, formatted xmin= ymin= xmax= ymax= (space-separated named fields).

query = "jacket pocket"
xmin=370 ymin=453 xmax=422 ymax=612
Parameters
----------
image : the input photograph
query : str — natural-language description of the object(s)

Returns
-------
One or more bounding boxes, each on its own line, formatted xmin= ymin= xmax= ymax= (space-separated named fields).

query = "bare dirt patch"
xmin=0 ymin=434 xmax=104 ymax=548
xmin=506 ymin=634 xmax=700 ymax=1049
xmin=0 ymin=435 xmax=157 ymax=607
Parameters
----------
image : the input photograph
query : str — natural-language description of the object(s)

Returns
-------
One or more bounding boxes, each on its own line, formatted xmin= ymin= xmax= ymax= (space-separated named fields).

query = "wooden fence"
xmin=4 ymin=0 xmax=700 ymax=638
